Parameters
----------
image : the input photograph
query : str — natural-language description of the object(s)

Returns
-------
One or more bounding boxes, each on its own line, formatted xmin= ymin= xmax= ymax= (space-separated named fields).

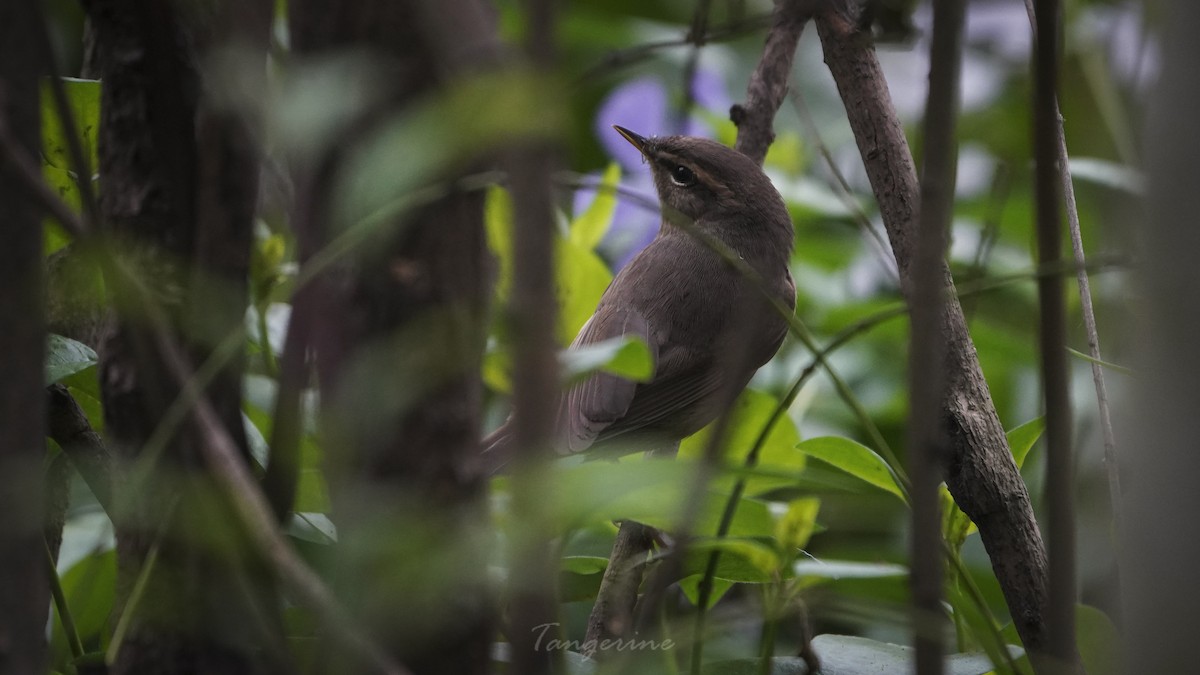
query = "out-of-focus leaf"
xmin=45 ymin=334 xmax=97 ymax=386
xmin=485 ymin=186 xmax=514 ymax=299
xmin=1007 ymin=416 xmax=1045 ymax=469
xmin=793 ymin=558 xmax=907 ymax=581
xmin=796 ymin=436 xmax=905 ymax=501
xmin=569 ymin=162 xmax=620 ymax=250
xmin=1076 ymin=604 xmax=1120 ymax=675
xmin=679 ymin=575 xmax=734 ymax=609
xmin=49 ymin=549 xmax=115 ymax=670
xmin=561 ymin=555 xmax=608 ymax=575
xmin=556 ymin=238 xmax=611 ymax=343
xmin=702 ymin=635 xmax=1023 ymax=675
xmin=40 ymin=78 xmax=100 ymax=255
xmin=1068 ymin=157 xmax=1145 ymax=195
xmin=681 ymin=389 xmax=804 ymax=496
xmin=287 ymin=512 xmax=337 ymax=544
xmin=559 ymin=335 xmax=652 ymax=383
xmin=485 ymin=185 xmax=613 ymax=344
xmin=774 ymin=498 xmax=820 ymax=555
xmin=680 ymin=538 xmax=783 ymax=583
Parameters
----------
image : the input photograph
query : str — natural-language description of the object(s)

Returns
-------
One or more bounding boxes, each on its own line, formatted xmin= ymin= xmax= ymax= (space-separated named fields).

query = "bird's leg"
xmin=583 ymin=442 xmax=678 ymax=659
xmin=582 ymin=520 xmax=657 ymax=658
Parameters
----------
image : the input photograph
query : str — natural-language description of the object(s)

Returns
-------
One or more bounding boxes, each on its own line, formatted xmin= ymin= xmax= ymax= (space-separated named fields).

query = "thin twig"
xmin=1031 ymin=0 xmax=1079 ymax=668
xmin=1023 ymin=0 xmax=1122 ymax=547
xmin=788 ymin=83 xmax=900 ymax=283
xmin=908 ymin=0 xmax=966 ymax=671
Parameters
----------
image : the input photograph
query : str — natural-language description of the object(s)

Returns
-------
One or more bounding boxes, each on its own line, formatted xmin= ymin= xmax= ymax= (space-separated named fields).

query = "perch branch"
xmin=814 ymin=0 xmax=1054 ymax=656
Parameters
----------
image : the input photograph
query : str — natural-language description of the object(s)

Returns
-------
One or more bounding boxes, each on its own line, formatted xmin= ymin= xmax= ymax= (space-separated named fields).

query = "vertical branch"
xmin=1021 ymin=0 xmax=1123 ymax=542
xmin=815 ymin=0 xmax=1054 ymax=657
xmin=731 ymin=0 xmax=815 ymax=164
xmin=1032 ymin=0 xmax=1077 ymax=669
xmin=909 ymin=1 xmax=965 ymax=672
xmin=506 ymin=0 xmax=561 ymax=673
xmin=0 ymin=1 xmax=49 ymax=671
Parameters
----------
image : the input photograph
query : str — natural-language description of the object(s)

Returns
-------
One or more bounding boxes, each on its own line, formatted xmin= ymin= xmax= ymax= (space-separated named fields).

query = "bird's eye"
xmin=669 ymin=164 xmax=696 ymax=187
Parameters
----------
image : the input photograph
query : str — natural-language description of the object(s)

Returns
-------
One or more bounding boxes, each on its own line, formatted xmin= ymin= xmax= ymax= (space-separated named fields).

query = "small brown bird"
xmin=482 ymin=126 xmax=795 ymax=469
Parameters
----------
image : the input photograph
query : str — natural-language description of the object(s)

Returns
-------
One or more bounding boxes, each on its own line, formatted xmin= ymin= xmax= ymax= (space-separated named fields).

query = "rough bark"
xmin=289 ymin=1 xmax=497 ymax=672
xmin=812 ymin=3 xmax=1050 ymax=653
xmin=85 ymin=0 xmax=284 ymax=672
xmin=0 ymin=1 xmax=50 ymax=670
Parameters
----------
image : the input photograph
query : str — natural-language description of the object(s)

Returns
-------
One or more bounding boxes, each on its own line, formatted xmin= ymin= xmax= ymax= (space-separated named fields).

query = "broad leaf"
xmin=569 ymin=162 xmax=620 ymax=250
xmin=45 ymin=334 xmax=97 ymax=386
xmin=796 ymin=436 xmax=905 ymax=501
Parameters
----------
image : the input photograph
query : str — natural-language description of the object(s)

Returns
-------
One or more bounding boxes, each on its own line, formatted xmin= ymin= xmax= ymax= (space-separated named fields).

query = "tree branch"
xmin=908 ymin=0 xmax=965 ymax=671
xmin=813 ymin=0 xmax=1052 ymax=655
xmin=732 ymin=0 xmax=818 ymax=164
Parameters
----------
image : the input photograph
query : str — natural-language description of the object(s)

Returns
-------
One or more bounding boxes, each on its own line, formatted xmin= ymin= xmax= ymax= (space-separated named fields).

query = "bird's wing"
xmin=559 ymin=304 xmax=655 ymax=453
xmin=595 ymin=344 xmax=723 ymax=442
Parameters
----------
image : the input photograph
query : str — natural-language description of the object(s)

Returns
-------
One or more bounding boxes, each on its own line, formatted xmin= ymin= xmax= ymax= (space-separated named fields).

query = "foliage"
xmin=33 ymin=0 xmax=1143 ymax=673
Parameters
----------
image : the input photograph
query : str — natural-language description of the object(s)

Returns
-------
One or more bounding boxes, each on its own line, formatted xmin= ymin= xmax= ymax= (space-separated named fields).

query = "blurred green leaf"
xmin=796 ymin=436 xmax=905 ymax=501
xmin=1076 ymin=604 xmax=1120 ymax=675
xmin=569 ymin=162 xmax=620 ymax=250
xmin=556 ymin=238 xmax=612 ymax=343
xmin=680 ymin=538 xmax=784 ymax=583
xmin=1068 ymin=157 xmax=1145 ymax=195
xmin=774 ymin=497 xmax=820 ymax=556
xmin=792 ymin=559 xmax=907 ymax=581
xmin=681 ymin=389 xmax=804 ymax=495
xmin=485 ymin=184 xmax=613 ymax=344
xmin=1007 ymin=416 xmax=1045 ymax=469
xmin=560 ymin=335 xmax=653 ymax=383
xmin=49 ymin=549 xmax=115 ymax=671
xmin=40 ymin=78 xmax=100 ymax=255
xmin=45 ymin=334 xmax=97 ymax=386
xmin=679 ymin=574 xmax=734 ymax=609
xmin=485 ymin=186 xmax=515 ymax=299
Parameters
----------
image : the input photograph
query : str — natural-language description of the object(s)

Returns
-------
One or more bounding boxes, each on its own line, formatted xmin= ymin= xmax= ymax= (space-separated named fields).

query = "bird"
xmin=481 ymin=125 xmax=795 ymax=470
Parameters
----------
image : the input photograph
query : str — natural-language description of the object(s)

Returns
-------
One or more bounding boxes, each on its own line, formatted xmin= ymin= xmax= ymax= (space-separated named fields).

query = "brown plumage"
xmin=482 ymin=126 xmax=795 ymax=471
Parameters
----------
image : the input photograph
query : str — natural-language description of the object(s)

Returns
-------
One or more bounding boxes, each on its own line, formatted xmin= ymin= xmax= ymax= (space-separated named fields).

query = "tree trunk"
xmin=0 ymin=1 xmax=50 ymax=671
xmin=85 ymin=1 xmax=283 ymax=672
xmin=288 ymin=1 xmax=497 ymax=673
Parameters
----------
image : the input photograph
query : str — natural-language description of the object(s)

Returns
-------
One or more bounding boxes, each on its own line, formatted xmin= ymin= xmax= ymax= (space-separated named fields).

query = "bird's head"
xmin=613 ymin=125 xmax=791 ymax=246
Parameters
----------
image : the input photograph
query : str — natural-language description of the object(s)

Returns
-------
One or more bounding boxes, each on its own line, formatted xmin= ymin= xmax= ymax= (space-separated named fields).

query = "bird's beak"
xmin=613 ymin=125 xmax=648 ymax=154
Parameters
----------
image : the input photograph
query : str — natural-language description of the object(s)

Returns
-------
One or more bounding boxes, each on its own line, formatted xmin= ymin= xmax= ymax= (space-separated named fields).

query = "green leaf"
xmin=484 ymin=186 xmax=515 ymax=299
xmin=680 ymin=538 xmax=784 ymax=583
xmin=679 ymin=574 xmax=734 ymax=609
xmin=560 ymin=555 xmax=608 ymax=575
xmin=45 ymin=334 xmax=98 ymax=386
xmin=50 ymin=549 xmax=115 ymax=671
xmin=774 ymin=498 xmax=820 ymax=555
xmin=681 ymin=389 xmax=804 ymax=495
xmin=40 ymin=78 xmax=101 ymax=250
xmin=485 ymin=184 xmax=614 ymax=345
xmin=1076 ymin=604 xmax=1120 ymax=675
xmin=1007 ymin=417 xmax=1045 ymax=469
xmin=559 ymin=335 xmax=653 ymax=383
xmin=796 ymin=436 xmax=905 ymax=501
xmin=792 ymin=559 xmax=907 ymax=581
xmin=569 ymin=162 xmax=620 ymax=250
xmin=555 ymin=238 xmax=612 ymax=343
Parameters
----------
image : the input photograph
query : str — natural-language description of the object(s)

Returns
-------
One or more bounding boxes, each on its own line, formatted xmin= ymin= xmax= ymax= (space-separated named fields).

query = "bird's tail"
xmin=479 ymin=423 xmax=514 ymax=475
